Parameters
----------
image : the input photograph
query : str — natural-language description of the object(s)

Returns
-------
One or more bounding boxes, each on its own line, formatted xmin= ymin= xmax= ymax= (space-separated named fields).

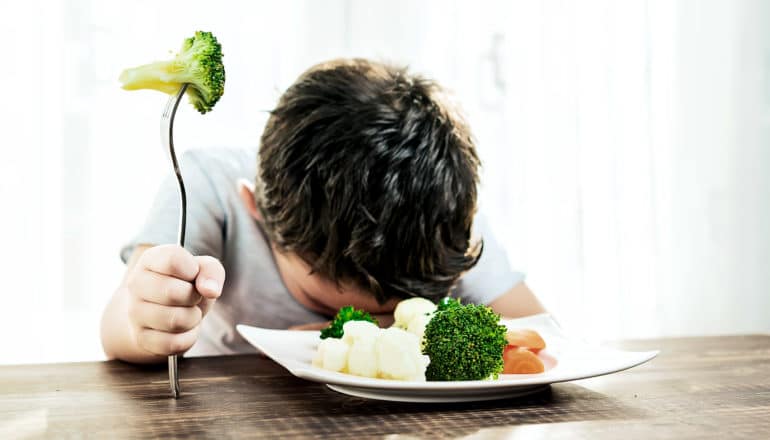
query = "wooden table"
xmin=2 ymin=335 xmax=768 ymax=439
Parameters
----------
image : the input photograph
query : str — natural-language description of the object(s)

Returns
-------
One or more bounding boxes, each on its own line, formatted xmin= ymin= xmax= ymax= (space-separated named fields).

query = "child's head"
xmin=248 ymin=59 xmax=481 ymax=313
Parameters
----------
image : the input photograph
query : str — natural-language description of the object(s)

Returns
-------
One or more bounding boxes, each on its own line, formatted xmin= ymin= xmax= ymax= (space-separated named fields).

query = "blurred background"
xmin=1 ymin=0 xmax=768 ymax=364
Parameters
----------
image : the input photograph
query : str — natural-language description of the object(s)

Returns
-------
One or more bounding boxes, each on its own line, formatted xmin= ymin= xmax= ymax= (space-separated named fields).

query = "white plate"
xmin=236 ymin=314 xmax=657 ymax=402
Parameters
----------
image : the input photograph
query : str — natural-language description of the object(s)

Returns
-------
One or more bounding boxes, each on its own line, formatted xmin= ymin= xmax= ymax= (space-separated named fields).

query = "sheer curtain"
xmin=1 ymin=0 xmax=767 ymax=364
xmin=343 ymin=0 xmax=770 ymax=338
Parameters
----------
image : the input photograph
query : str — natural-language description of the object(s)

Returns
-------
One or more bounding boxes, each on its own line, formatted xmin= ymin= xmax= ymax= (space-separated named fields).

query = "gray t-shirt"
xmin=121 ymin=148 xmax=524 ymax=356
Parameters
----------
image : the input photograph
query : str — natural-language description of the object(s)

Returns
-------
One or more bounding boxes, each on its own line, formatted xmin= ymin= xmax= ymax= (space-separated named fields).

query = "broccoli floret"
xmin=320 ymin=306 xmax=379 ymax=339
xmin=119 ymin=31 xmax=225 ymax=114
xmin=422 ymin=302 xmax=507 ymax=381
xmin=437 ymin=296 xmax=462 ymax=311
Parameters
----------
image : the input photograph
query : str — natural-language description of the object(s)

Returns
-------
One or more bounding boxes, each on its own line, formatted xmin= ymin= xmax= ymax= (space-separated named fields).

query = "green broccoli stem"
xmin=119 ymin=61 xmax=182 ymax=94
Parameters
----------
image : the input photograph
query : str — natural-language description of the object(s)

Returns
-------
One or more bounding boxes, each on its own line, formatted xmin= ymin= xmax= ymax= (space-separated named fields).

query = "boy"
xmin=101 ymin=59 xmax=545 ymax=364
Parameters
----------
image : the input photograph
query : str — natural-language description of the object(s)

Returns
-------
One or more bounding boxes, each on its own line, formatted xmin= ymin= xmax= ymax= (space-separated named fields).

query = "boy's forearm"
xmin=489 ymin=282 xmax=547 ymax=319
xmin=100 ymin=286 xmax=166 ymax=365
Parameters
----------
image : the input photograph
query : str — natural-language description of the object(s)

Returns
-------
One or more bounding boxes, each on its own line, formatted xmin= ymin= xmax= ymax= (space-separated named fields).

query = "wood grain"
xmin=1 ymin=335 xmax=768 ymax=439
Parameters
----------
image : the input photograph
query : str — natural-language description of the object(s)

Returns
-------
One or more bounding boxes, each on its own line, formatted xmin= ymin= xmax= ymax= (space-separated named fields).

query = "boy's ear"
xmin=237 ymin=179 xmax=263 ymax=221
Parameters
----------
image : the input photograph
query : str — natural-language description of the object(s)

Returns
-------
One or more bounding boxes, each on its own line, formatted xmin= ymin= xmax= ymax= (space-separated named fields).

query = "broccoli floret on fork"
xmin=119 ymin=31 xmax=225 ymax=114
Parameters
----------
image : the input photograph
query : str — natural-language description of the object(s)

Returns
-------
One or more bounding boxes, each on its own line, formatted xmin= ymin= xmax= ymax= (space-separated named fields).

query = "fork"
xmin=161 ymin=83 xmax=189 ymax=399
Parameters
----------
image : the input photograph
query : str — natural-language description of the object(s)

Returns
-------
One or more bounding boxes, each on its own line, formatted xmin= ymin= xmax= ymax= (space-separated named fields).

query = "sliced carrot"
xmin=505 ymin=329 xmax=546 ymax=353
xmin=503 ymin=346 xmax=545 ymax=374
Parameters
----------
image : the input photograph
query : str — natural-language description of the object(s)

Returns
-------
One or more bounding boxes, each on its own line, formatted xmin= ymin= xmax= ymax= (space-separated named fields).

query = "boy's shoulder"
xmin=182 ymin=147 xmax=256 ymax=183
xmin=179 ymin=147 xmax=257 ymax=212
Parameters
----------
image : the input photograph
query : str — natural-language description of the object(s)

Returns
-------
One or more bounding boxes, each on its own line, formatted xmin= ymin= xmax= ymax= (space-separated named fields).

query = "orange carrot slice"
xmin=503 ymin=346 xmax=545 ymax=374
xmin=505 ymin=329 xmax=546 ymax=353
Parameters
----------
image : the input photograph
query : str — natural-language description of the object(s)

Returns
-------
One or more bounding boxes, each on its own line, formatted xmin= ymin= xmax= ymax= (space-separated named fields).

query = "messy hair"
xmin=255 ymin=58 xmax=481 ymax=303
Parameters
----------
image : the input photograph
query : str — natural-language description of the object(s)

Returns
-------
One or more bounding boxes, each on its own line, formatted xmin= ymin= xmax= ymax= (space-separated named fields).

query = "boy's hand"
xmin=123 ymin=244 xmax=225 ymax=356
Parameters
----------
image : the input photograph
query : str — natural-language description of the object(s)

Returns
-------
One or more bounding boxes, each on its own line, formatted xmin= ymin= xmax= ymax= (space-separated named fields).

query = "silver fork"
xmin=160 ymin=83 xmax=189 ymax=399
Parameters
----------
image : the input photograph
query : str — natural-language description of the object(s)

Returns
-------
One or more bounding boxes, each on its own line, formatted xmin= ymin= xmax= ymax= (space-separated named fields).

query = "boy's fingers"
xmin=133 ymin=301 xmax=202 ymax=333
xmin=136 ymin=326 xmax=200 ymax=356
xmin=129 ymin=271 xmax=201 ymax=306
xmin=194 ymin=256 xmax=225 ymax=300
xmin=140 ymin=245 xmax=199 ymax=281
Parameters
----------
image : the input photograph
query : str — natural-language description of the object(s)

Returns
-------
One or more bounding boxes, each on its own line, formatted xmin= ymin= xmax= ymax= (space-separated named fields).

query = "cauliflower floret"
xmin=342 ymin=320 xmax=380 ymax=377
xmin=406 ymin=311 xmax=434 ymax=343
xmin=376 ymin=327 xmax=430 ymax=381
xmin=393 ymin=297 xmax=437 ymax=329
xmin=312 ymin=337 xmax=349 ymax=372
xmin=347 ymin=337 xmax=378 ymax=378
xmin=341 ymin=320 xmax=380 ymax=344
xmin=313 ymin=312 xmax=429 ymax=381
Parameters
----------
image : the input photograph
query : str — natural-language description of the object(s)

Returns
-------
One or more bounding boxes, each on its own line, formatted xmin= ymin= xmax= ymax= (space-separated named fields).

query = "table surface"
xmin=1 ymin=335 xmax=768 ymax=439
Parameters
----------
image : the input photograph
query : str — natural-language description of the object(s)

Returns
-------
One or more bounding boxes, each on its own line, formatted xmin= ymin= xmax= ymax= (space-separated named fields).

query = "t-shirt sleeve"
xmin=120 ymin=150 xmax=226 ymax=262
xmin=453 ymin=214 xmax=525 ymax=305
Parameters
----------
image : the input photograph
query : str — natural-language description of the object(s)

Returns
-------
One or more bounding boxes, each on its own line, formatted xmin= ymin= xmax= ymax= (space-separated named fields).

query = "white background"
xmin=0 ymin=0 xmax=768 ymax=364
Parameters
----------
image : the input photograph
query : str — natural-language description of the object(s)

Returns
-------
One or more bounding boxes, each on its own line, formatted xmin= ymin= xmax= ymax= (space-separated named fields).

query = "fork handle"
xmin=167 ymin=84 xmax=189 ymax=399
xmin=169 ymin=85 xmax=189 ymax=249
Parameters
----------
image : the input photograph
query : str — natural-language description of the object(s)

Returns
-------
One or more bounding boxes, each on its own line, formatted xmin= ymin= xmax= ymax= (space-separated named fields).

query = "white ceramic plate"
xmin=236 ymin=314 xmax=657 ymax=402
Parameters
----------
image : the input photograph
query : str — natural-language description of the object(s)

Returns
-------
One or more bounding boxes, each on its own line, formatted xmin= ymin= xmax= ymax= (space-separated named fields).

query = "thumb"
xmin=194 ymin=255 xmax=226 ymax=300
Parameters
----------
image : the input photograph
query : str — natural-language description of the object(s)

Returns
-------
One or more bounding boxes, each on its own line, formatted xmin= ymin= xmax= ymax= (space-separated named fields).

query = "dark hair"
xmin=255 ymin=58 xmax=481 ymax=303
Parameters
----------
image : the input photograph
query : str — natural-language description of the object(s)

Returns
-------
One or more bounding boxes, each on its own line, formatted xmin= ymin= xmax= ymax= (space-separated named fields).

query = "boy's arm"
xmin=488 ymin=282 xmax=547 ymax=318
